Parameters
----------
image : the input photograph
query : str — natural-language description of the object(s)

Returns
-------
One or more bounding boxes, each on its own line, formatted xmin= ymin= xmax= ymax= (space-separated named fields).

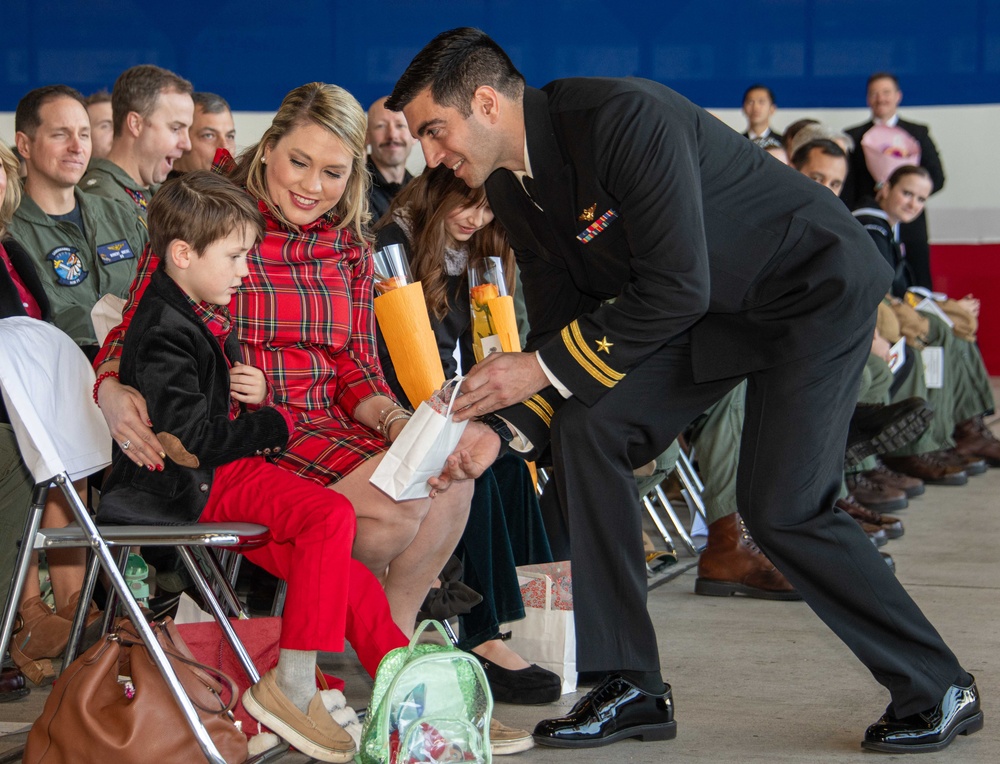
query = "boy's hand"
xmin=230 ymin=362 xmax=267 ymax=405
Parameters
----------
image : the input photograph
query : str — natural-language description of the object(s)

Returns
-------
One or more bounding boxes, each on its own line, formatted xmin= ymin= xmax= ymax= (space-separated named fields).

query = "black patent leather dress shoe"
xmin=862 ymin=677 xmax=983 ymax=753
xmin=533 ymin=673 xmax=676 ymax=748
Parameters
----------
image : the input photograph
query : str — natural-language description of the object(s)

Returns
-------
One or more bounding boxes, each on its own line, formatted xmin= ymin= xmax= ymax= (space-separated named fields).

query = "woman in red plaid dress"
xmin=95 ymin=84 xmax=501 ymax=637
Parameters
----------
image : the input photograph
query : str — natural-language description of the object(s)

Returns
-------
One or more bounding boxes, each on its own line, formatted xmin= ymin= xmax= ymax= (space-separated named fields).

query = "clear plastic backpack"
xmin=360 ymin=620 xmax=493 ymax=763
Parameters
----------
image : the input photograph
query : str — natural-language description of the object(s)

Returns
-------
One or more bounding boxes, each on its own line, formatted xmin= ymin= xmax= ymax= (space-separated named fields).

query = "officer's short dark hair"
xmin=192 ymin=92 xmax=231 ymax=115
xmin=112 ymin=64 xmax=193 ymax=137
xmin=386 ymin=27 xmax=524 ymax=116
xmin=15 ymin=85 xmax=87 ymax=138
xmin=742 ymin=84 xmax=776 ymax=105
xmin=149 ymin=171 xmax=264 ymax=260
xmin=791 ymin=139 xmax=846 ymax=170
xmin=867 ymin=72 xmax=900 ymax=90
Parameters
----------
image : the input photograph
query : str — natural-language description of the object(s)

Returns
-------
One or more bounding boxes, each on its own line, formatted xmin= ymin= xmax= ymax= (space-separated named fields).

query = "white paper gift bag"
xmin=369 ymin=377 xmax=469 ymax=501
xmin=500 ymin=562 xmax=577 ymax=694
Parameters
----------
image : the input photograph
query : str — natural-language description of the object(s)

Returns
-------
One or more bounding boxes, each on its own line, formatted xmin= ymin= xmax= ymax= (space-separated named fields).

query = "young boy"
xmin=98 ymin=171 xmax=407 ymax=764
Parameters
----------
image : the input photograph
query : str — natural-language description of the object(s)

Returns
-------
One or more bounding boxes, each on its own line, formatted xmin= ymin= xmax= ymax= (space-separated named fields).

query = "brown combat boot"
xmin=953 ymin=415 xmax=1000 ymax=467
xmin=694 ymin=513 xmax=801 ymax=601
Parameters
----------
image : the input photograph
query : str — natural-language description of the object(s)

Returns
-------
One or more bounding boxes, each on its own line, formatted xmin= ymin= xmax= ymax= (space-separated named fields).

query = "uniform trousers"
xmin=1 ymin=425 xmax=33 ymax=611
xmin=548 ymin=315 xmax=963 ymax=717
xmin=891 ymin=315 xmax=995 ymax=456
xmin=200 ymin=457 xmax=407 ymax=677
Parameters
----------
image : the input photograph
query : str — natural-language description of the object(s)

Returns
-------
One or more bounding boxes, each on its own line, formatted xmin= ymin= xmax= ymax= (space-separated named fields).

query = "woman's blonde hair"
xmin=375 ymin=164 xmax=514 ymax=320
xmin=0 ymin=143 xmax=23 ymax=237
xmin=230 ymin=82 xmax=370 ymax=240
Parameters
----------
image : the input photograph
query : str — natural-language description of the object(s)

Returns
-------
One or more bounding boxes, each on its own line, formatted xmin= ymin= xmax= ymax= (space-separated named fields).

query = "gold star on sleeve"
xmin=595 ymin=337 xmax=613 ymax=354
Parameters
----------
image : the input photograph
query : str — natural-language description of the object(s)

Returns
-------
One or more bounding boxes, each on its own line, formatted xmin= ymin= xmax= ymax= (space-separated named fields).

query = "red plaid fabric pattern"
xmin=97 ymin=202 xmax=394 ymax=485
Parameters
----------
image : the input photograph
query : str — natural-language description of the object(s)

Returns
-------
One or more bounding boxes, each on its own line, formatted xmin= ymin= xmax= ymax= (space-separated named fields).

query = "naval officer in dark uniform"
xmin=388 ymin=28 xmax=981 ymax=755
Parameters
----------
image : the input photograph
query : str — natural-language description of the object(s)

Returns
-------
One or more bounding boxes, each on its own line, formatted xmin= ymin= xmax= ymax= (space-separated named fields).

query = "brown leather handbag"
xmin=24 ymin=618 xmax=248 ymax=764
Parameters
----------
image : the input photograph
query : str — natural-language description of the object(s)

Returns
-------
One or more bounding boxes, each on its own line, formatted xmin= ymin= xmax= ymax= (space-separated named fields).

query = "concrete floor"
xmin=2 ymin=406 xmax=997 ymax=764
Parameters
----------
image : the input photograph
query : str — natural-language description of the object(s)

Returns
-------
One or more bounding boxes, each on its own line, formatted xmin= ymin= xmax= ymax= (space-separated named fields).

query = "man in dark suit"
xmin=388 ymin=28 xmax=980 ymax=754
xmin=365 ymin=96 xmax=415 ymax=224
xmin=842 ymin=73 xmax=946 ymax=289
xmin=741 ymin=83 xmax=783 ymax=149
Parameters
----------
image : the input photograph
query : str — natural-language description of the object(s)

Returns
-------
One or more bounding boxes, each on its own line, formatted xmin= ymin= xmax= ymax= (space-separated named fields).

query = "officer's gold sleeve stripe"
xmin=570 ymin=321 xmax=624 ymax=381
xmin=528 ymin=394 xmax=554 ymax=418
xmin=523 ymin=398 xmax=551 ymax=426
xmin=561 ymin=326 xmax=617 ymax=388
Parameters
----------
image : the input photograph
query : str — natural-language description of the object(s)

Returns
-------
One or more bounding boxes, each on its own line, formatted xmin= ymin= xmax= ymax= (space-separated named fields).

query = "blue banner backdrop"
xmin=1 ymin=0 xmax=998 ymax=112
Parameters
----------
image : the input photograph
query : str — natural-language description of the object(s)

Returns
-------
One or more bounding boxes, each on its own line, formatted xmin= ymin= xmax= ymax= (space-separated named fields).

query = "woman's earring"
xmin=261 ymin=157 xmax=267 ymax=164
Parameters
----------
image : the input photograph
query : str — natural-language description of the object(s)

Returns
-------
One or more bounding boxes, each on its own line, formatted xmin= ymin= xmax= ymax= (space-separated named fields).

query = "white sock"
xmin=275 ymin=648 xmax=317 ymax=713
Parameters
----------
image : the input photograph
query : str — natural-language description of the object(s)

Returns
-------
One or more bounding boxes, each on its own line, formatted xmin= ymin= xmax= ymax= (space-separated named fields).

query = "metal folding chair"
xmin=0 ymin=317 xmax=283 ymax=764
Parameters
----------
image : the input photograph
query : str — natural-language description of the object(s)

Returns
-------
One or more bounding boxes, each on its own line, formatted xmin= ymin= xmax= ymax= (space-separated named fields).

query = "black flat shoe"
xmin=862 ymin=676 xmax=983 ymax=753
xmin=473 ymin=652 xmax=561 ymax=705
xmin=533 ymin=673 xmax=676 ymax=748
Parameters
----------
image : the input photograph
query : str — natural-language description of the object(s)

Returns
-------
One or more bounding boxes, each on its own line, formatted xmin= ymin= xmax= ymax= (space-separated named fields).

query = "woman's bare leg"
xmin=332 ymin=453 xmax=472 ymax=635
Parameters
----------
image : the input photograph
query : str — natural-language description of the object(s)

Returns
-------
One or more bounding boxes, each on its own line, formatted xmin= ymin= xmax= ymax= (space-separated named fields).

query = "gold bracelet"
xmin=377 ymin=405 xmax=409 ymax=438
xmin=382 ymin=410 xmax=412 ymax=439
xmin=377 ymin=403 xmax=401 ymax=433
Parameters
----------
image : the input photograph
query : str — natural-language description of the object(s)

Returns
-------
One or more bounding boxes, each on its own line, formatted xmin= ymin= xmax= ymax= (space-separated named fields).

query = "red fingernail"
xmin=147 ymin=419 xmax=153 ymax=426
xmin=147 ymin=464 xmax=154 ymax=471
xmin=156 ymin=464 xmax=164 ymax=472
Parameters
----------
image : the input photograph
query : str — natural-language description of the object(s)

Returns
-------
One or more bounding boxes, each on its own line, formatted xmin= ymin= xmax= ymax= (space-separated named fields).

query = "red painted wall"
xmin=931 ymin=244 xmax=1000 ymax=375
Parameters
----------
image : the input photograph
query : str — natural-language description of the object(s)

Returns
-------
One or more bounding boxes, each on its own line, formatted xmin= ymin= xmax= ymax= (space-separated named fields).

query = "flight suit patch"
xmin=46 ymin=246 xmax=88 ymax=286
xmin=96 ymin=239 xmax=136 ymax=265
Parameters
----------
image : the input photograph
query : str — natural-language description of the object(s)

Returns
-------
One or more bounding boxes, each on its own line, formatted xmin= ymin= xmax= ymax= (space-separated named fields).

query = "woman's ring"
xmin=121 ymin=440 xmax=131 ymax=450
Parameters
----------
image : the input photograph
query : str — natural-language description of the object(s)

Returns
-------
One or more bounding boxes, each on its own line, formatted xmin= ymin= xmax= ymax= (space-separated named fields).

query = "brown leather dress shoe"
xmin=844 ymin=473 xmax=908 ymax=511
xmin=694 ymin=513 xmax=801 ymax=600
xmin=882 ymin=452 xmax=968 ymax=486
xmin=953 ymin=416 xmax=1000 ymax=467
xmin=837 ymin=495 xmax=904 ymax=539
xmin=862 ymin=461 xmax=925 ymax=498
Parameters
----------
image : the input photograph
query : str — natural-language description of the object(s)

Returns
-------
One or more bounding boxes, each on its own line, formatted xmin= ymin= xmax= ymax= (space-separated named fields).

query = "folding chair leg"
xmin=0 ymin=486 xmax=46 ymax=662
xmin=178 ymin=547 xmax=260 ymax=684
xmin=676 ymin=450 xmax=708 ymax=513
xmin=441 ymin=619 xmax=459 ymax=646
xmin=191 ymin=546 xmax=249 ymax=619
xmin=271 ymin=579 xmax=287 ymax=618
xmin=63 ymin=551 xmax=103 ymax=667
xmin=642 ymin=493 xmax=677 ymax=550
xmin=654 ymin=484 xmax=703 ymax=555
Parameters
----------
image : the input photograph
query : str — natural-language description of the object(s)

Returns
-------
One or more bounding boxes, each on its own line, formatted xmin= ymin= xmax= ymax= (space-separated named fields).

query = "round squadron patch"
xmin=47 ymin=246 xmax=88 ymax=286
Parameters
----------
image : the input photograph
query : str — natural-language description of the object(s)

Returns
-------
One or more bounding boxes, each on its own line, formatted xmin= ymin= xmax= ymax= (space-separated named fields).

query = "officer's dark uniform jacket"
xmin=485 ymin=78 xmax=892 ymax=456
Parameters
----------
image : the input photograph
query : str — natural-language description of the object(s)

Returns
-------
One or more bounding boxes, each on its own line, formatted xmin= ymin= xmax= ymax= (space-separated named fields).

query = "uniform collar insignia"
xmin=578 ymin=203 xmax=597 ymax=222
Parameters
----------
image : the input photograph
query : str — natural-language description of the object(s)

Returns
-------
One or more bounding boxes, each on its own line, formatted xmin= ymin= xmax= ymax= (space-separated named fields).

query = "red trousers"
xmin=200 ymin=457 xmax=407 ymax=676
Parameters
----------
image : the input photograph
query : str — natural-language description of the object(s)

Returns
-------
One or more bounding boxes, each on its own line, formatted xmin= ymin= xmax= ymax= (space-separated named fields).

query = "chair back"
xmin=0 ymin=317 xmax=111 ymax=482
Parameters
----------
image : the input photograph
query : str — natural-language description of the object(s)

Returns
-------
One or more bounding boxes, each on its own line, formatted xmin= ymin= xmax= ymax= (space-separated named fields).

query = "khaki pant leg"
xmin=689 ymin=381 xmax=746 ymax=525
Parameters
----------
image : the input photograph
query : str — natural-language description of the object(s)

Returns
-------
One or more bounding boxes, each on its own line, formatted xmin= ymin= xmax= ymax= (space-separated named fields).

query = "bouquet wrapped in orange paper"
xmin=372 ymin=245 xmax=444 ymax=407
xmin=469 ymin=258 xmax=521 ymax=362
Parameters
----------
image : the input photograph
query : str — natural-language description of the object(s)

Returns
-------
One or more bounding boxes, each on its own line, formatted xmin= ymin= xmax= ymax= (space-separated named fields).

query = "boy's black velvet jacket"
xmin=99 ymin=267 xmax=289 ymax=524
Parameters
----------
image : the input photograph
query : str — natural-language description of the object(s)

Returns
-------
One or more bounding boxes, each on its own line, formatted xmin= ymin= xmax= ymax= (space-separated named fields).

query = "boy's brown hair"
xmin=148 ymin=170 xmax=265 ymax=258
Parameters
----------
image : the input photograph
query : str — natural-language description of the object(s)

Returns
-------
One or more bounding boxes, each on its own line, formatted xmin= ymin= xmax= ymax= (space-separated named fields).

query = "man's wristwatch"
xmin=478 ymin=413 xmax=514 ymax=443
